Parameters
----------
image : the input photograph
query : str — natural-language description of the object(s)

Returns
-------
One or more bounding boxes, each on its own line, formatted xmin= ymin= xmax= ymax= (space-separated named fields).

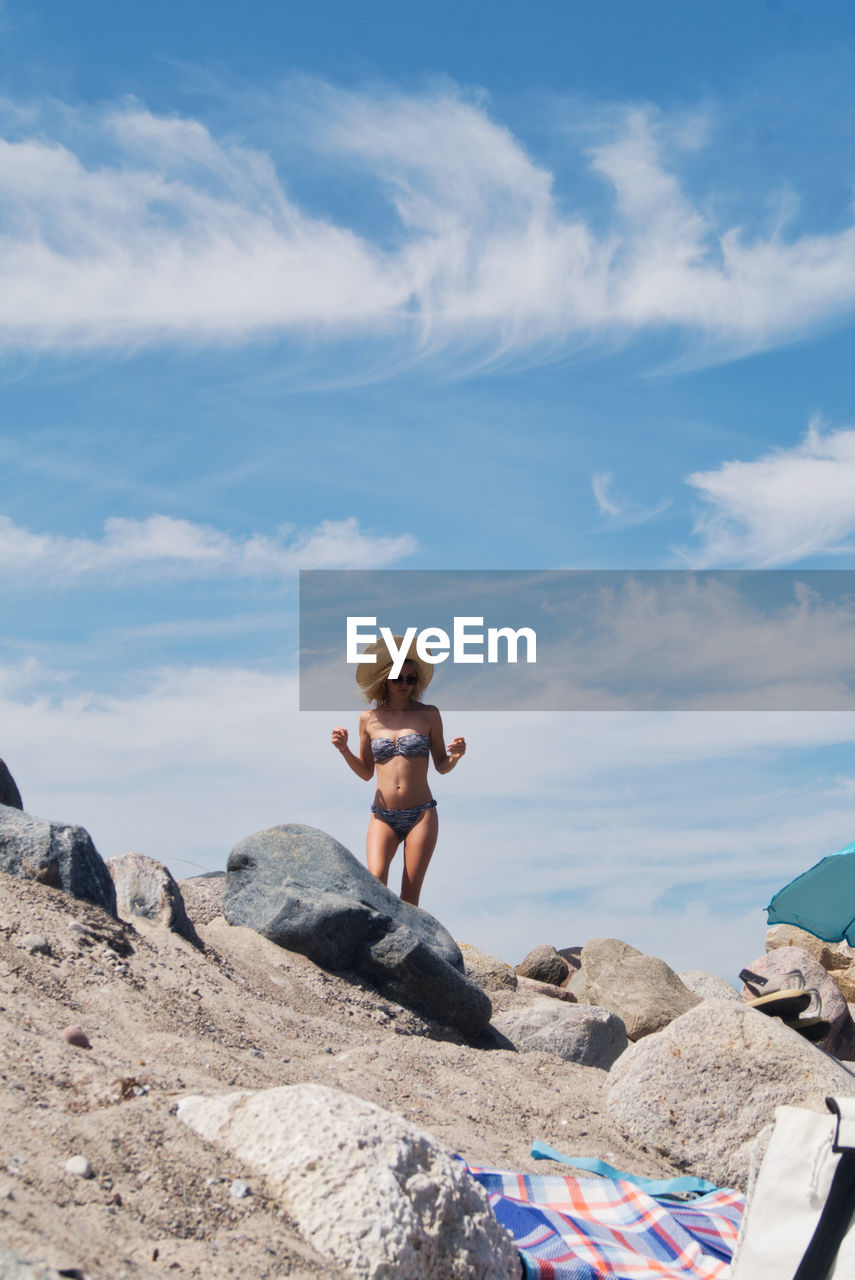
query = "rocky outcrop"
xmin=178 ymin=1083 xmax=520 ymax=1280
xmin=493 ymin=999 xmax=627 ymax=1069
xmin=607 ymin=999 xmax=855 ymax=1190
xmin=0 ymin=807 xmax=115 ymax=915
xmin=108 ymin=852 xmax=201 ymax=946
xmin=224 ymin=824 xmax=491 ymax=1035
xmin=581 ymin=938 xmax=700 ymax=1040
xmin=514 ymin=944 xmax=570 ymax=986
xmin=0 ymin=759 xmax=23 ymax=810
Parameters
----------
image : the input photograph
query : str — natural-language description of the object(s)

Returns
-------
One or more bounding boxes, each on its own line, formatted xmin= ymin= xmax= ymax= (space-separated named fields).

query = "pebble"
xmin=229 ymin=1178 xmax=251 ymax=1199
xmin=61 ymin=1026 xmax=91 ymax=1049
xmin=16 ymin=934 xmax=50 ymax=954
xmin=65 ymin=1156 xmax=93 ymax=1179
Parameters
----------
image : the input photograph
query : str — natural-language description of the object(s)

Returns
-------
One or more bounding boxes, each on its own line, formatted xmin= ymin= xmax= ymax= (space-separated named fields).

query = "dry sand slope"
xmin=0 ymin=874 xmax=682 ymax=1280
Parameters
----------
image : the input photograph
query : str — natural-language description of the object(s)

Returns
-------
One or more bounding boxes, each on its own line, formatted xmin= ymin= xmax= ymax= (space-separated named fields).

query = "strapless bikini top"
xmin=370 ymin=732 xmax=430 ymax=763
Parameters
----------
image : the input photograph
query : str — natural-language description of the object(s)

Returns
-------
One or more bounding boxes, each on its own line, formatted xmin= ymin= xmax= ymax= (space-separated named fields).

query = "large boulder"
xmin=515 ymin=944 xmax=570 ymax=987
xmin=459 ymin=942 xmax=517 ymax=994
xmin=179 ymin=871 xmax=226 ymax=926
xmin=515 ymin=974 xmax=576 ymax=1003
xmin=765 ymin=923 xmax=855 ymax=972
xmin=581 ymin=938 xmax=700 ymax=1040
xmin=678 ymin=970 xmax=740 ymax=1002
xmin=178 ymin=1083 xmax=519 ymax=1280
xmin=740 ymin=946 xmax=855 ymax=1059
xmin=224 ymin=824 xmax=491 ymax=1035
xmin=493 ymin=998 xmax=627 ymax=1069
xmin=833 ymin=969 xmax=855 ymax=1003
xmin=0 ymin=759 xmax=23 ymax=809
xmin=0 ymin=807 xmax=116 ymax=915
xmin=108 ymin=852 xmax=200 ymax=946
xmin=607 ymin=999 xmax=855 ymax=1190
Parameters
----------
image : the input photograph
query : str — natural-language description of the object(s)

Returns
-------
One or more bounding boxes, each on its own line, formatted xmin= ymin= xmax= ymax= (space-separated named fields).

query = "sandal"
xmin=786 ymin=1014 xmax=833 ymax=1043
xmin=739 ymin=967 xmax=805 ymax=997
xmin=746 ymin=988 xmax=814 ymax=1019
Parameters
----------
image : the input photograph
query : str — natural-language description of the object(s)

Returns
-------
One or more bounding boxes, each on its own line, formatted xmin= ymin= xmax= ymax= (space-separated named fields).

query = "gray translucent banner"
xmin=299 ymin=570 xmax=855 ymax=711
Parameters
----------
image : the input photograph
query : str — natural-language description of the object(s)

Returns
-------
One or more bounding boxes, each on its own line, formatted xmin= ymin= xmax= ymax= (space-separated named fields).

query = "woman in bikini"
xmin=331 ymin=636 xmax=465 ymax=908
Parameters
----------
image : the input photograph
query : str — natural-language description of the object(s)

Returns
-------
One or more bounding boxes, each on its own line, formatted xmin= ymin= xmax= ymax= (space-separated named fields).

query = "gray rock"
xmin=459 ymin=942 xmax=517 ymax=993
xmin=229 ymin=1177 xmax=251 ymax=1199
xmin=224 ymin=824 xmax=490 ymax=1035
xmin=564 ymin=967 xmax=589 ymax=1002
xmin=357 ymin=927 xmax=491 ymax=1035
xmin=833 ymin=970 xmax=855 ymax=1003
xmin=15 ymin=934 xmax=50 ymax=955
xmin=740 ymin=946 xmax=855 ymax=1060
xmin=581 ymin=937 xmax=700 ymax=1040
xmin=678 ymin=970 xmax=740 ymax=1002
xmin=515 ymin=944 xmax=571 ymax=986
xmin=765 ymin=923 xmax=855 ymax=971
xmin=0 ymin=1247 xmax=69 ymax=1280
xmin=0 ymin=759 xmax=23 ymax=809
xmin=179 ymin=1083 xmax=520 ymax=1280
xmin=61 ymin=1026 xmax=91 ymax=1049
xmin=493 ymin=998 xmax=627 ymax=1069
xmin=179 ymin=871 xmax=226 ymax=926
xmin=64 ymin=1155 xmax=92 ymax=1179
xmin=515 ymin=974 xmax=576 ymax=1003
xmin=108 ymin=852 xmax=201 ymax=946
xmin=607 ymin=999 xmax=855 ymax=1190
xmin=0 ymin=808 xmax=116 ymax=916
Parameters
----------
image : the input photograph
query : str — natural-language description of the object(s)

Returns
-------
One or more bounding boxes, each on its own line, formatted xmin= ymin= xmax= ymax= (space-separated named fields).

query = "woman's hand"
xmin=447 ymin=736 xmax=466 ymax=761
xmin=331 ymin=726 xmax=348 ymax=753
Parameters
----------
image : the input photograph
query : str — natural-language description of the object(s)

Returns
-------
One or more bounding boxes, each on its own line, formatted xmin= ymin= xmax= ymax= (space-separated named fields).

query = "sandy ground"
xmin=0 ymin=872 xmax=686 ymax=1279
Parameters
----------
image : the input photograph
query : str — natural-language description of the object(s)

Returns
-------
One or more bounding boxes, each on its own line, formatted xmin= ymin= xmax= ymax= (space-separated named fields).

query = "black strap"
xmin=793 ymin=1152 xmax=855 ymax=1280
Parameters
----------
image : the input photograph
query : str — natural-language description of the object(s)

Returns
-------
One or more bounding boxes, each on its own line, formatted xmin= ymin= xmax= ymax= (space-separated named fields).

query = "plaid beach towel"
xmin=467 ymin=1165 xmax=745 ymax=1280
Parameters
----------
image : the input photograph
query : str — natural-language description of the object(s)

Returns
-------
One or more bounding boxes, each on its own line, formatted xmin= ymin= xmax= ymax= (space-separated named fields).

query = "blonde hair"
xmin=355 ymin=636 xmax=433 ymax=706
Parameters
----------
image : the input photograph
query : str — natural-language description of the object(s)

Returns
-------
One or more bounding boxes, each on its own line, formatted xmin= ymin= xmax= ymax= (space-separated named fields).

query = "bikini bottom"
xmin=370 ymin=798 xmax=437 ymax=841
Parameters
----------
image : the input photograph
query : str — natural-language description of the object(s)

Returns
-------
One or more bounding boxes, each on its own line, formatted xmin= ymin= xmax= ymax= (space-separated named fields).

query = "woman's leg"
xmin=366 ymin=814 xmax=401 ymax=886
xmin=400 ymin=807 xmax=439 ymax=907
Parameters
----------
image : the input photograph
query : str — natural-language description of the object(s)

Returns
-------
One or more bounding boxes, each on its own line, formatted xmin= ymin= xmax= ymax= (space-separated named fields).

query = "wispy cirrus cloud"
xmin=0 ymin=513 xmax=415 ymax=585
xmin=679 ymin=420 xmax=855 ymax=566
xmin=592 ymin=468 xmax=671 ymax=527
xmin=4 ymin=86 xmax=855 ymax=365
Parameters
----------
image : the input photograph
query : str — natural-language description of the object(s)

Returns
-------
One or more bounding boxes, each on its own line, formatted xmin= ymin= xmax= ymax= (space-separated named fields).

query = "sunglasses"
xmin=388 ymin=674 xmax=418 ymax=685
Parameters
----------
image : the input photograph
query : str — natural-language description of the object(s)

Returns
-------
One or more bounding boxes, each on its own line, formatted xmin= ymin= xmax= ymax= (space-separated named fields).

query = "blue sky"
xmin=3 ymin=0 xmax=855 ymax=978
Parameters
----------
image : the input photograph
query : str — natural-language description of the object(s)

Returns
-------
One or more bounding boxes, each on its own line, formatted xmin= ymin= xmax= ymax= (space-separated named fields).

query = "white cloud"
xmin=4 ymin=90 xmax=855 ymax=363
xmin=592 ymin=470 xmax=622 ymax=517
xmin=591 ymin=468 xmax=671 ymax=527
xmin=681 ymin=419 xmax=855 ymax=566
xmin=0 ymin=513 xmax=415 ymax=584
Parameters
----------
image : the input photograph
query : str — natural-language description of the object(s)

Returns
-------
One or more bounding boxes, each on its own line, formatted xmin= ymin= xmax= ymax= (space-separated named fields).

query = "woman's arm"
xmin=428 ymin=706 xmax=466 ymax=775
xmin=331 ymin=713 xmax=375 ymax=782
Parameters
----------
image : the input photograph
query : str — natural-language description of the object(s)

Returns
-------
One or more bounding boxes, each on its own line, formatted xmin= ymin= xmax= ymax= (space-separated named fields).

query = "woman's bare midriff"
xmin=372 ymin=755 xmax=432 ymax=810
xmin=367 ymin=706 xmax=434 ymax=810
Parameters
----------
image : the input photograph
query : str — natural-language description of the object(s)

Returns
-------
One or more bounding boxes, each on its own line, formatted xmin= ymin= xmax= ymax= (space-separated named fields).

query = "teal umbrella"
xmin=767 ymin=841 xmax=855 ymax=943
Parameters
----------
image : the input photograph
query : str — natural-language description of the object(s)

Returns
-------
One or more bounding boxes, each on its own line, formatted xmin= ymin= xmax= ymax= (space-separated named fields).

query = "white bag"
xmin=730 ymin=1095 xmax=855 ymax=1280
